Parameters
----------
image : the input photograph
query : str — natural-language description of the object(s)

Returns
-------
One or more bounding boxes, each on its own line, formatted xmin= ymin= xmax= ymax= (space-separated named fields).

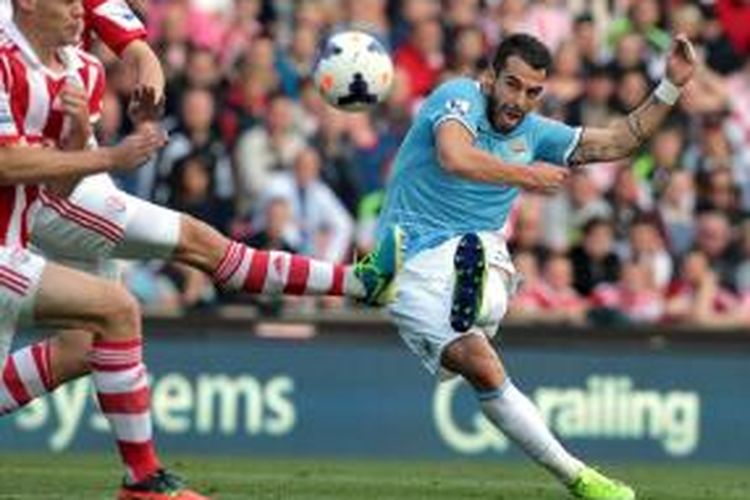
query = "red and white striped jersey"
xmin=0 ymin=22 xmax=106 ymax=248
xmin=0 ymin=0 xmax=147 ymax=58
xmin=83 ymin=0 xmax=147 ymax=56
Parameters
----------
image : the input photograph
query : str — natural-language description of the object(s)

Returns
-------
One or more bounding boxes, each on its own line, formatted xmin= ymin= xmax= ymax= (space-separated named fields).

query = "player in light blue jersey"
xmin=380 ymin=33 xmax=696 ymax=500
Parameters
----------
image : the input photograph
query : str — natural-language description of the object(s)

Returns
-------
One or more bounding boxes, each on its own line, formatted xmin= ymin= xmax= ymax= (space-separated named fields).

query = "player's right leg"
xmin=34 ymin=174 xmax=401 ymax=305
xmin=0 ymin=247 xmax=207 ymax=499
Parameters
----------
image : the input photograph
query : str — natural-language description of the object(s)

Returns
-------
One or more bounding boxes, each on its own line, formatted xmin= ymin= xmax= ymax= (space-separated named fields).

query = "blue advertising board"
xmin=1 ymin=333 xmax=749 ymax=463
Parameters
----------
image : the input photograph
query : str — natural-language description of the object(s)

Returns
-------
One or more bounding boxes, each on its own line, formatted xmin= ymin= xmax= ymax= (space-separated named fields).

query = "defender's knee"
xmin=95 ymin=285 xmax=141 ymax=340
xmin=50 ymin=332 xmax=94 ymax=381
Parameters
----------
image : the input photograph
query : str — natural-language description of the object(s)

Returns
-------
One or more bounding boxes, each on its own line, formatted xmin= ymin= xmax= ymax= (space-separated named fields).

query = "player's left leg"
xmin=442 ymin=234 xmax=634 ymax=500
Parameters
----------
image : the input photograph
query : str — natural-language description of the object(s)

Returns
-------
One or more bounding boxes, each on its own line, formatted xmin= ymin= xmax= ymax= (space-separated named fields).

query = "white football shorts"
xmin=388 ymin=232 xmax=519 ymax=379
xmin=31 ymin=174 xmax=182 ymax=280
xmin=0 ymin=246 xmax=46 ymax=365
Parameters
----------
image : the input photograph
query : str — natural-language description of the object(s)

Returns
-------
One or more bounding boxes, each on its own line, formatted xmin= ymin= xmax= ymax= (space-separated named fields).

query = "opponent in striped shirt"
xmin=0 ymin=1 xmax=203 ymax=498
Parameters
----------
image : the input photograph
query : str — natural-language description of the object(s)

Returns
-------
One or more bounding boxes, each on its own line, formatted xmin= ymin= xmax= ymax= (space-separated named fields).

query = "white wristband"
xmin=654 ymin=78 xmax=681 ymax=106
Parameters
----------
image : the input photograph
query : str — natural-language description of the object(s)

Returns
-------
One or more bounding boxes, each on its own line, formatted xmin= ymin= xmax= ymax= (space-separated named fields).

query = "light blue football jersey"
xmin=377 ymin=77 xmax=582 ymax=259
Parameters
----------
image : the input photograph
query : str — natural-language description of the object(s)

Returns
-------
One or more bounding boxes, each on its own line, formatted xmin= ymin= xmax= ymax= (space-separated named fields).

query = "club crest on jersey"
xmin=508 ymin=137 xmax=529 ymax=155
xmin=93 ymin=0 xmax=145 ymax=31
xmin=445 ymin=99 xmax=471 ymax=117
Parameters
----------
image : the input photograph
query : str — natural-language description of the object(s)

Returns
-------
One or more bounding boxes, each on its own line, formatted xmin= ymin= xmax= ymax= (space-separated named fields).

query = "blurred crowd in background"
xmin=95 ymin=0 xmax=750 ymax=328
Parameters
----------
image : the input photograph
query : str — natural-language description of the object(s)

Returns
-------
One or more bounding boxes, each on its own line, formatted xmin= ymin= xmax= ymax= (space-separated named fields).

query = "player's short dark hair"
xmin=491 ymin=33 xmax=552 ymax=75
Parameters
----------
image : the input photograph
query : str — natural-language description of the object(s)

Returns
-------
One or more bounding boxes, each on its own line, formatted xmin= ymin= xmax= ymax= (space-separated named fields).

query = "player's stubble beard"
xmin=485 ymin=87 xmax=525 ymax=134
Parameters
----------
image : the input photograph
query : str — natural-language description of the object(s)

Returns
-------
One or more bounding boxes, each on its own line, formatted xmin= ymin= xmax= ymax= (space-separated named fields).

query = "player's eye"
xmin=527 ymin=87 xmax=543 ymax=99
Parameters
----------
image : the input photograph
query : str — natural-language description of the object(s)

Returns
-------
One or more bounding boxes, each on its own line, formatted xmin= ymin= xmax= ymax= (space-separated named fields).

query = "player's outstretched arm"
xmin=437 ymin=120 xmax=569 ymax=194
xmin=0 ymin=126 xmax=164 ymax=185
xmin=124 ymin=41 xmax=166 ymax=123
xmin=569 ymin=35 xmax=696 ymax=166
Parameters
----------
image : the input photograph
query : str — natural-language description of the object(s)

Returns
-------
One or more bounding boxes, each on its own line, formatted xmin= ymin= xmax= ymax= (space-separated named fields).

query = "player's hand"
xmin=109 ymin=124 xmax=166 ymax=170
xmin=520 ymin=164 xmax=570 ymax=195
xmin=128 ymin=85 xmax=165 ymax=125
xmin=59 ymin=82 xmax=92 ymax=148
xmin=666 ymin=34 xmax=697 ymax=87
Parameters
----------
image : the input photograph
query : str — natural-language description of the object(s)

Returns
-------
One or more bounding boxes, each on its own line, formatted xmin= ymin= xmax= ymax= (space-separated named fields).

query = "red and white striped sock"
xmin=0 ymin=341 xmax=54 ymax=416
xmin=212 ymin=242 xmax=364 ymax=297
xmin=89 ymin=339 xmax=160 ymax=483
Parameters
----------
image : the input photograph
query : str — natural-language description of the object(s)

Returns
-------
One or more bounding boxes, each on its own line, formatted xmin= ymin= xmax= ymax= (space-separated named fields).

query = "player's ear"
xmin=479 ymin=69 xmax=494 ymax=94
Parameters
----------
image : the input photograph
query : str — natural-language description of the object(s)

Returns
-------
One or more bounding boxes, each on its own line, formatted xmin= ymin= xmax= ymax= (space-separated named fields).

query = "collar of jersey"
xmin=2 ymin=20 xmax=83 ymax=78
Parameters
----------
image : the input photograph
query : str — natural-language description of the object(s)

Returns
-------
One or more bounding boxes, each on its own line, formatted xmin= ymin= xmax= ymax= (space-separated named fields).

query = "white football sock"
xmin=478 ymin=379 xmax=585 ymax=485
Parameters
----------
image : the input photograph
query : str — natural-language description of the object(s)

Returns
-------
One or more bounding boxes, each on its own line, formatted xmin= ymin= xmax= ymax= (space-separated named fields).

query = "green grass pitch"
xmin=0 ymin=454 xmax=748 ymax=499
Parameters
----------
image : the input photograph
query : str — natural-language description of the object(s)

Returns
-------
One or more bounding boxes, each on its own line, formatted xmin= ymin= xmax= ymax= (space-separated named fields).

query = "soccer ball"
xmin=313 ymin=30 xmax=394 ymax=112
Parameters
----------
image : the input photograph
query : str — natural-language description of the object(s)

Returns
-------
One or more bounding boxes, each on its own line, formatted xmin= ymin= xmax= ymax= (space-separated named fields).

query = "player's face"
xmin=29 ymin=0 xmax=85 ymax=46
xmin=485 ymin=55 xmax=546 ymax=132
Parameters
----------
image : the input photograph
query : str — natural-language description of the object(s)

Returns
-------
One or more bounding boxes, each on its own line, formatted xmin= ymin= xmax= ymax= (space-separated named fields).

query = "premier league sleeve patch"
xmin=445 ymin=99 xmax=471 ymax=117
xmin=93 ymin=0 xmax=145 ymax=31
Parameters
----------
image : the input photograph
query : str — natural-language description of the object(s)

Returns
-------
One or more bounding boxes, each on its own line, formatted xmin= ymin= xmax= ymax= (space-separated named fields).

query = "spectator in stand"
xmin=543 ymin=169 xmax=611 ymax=248
xmin=726 ymin=60 xmax=750 ymax=192
xmin=510 ymin=253 xmax=587 ymax=325
xmin=613 ymin=68 xmax=652 ymax=114
xmin=168 ymin=153 xmax=235 ymax=235
xmin=632 ymin=124 xmax=686 ymax=196
xmin=658 ymin=171 xmax=696 ymax=256
xmin=138 ymin=87 xmax=234 ymax=207
xmin=523 ymin=0 xmax=574 ymax=54
xmin=164 ymin=45 xmax=223 ymax=120
xmin=246 ymin=197 xmax=298 ymax=254
xmin=737 ymin=220 xmax=750 ymax=296
xmin=608 ymin=33 xmax=650 ymax=80
xmin=153 ymin=0 xmax=192 ymax=81
xmin=546 ymin=40 xmax=585 ymax=119
xmin=393 ymin=17 xmax=444 ymax=104
xmin=507 ymin=250 xmax=542 ymax=321
xmin=343 ymin=0 xmax=390 ymax=40
xmin=625 ymin=216 xmax=673 ymax=291
xmin=310 ymin=107 xmax=362 ymax=215
xmin=444 ymin=26 xmax=487 ymax=79
xmin=572 ymin=12 xmax=608 ymax=73
xmin=258 ymin=147 xmax=354 ymax=263
xmin=568 ymin=64 xmax=616 ymax=127
xmin=276 ymin=24 xmax=320 ymax=99
xmin=391 ymin=0 xmax=441 ymax=49
xmin=590 ymin=261 xmax=665 ymax=325
xmin=715 ymin=0 xmax=750 ymax=58
xmin=685 ymin=110 xmax=741 ymax=174
xmin=235 ymin=93 xmax=308 ymax=212
xmin=607 ymin=165 xmax=652 ymax=249
xmin=694 ymin=211 xmax=742 ymax=291
xmin=696 ymin=168 xmax=746 ymax=226
xmin=219 ymin=0 xmax=263 ymax=72
xmin=509 ymin=198 xmax=550 ymax=263
xmin=570 ymin=218 xmax=621 ymax=296
xmin=665 ymin=250 xmax=747 ymax=328
xmin=608 ymin=0 xmax=670 ymax=56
